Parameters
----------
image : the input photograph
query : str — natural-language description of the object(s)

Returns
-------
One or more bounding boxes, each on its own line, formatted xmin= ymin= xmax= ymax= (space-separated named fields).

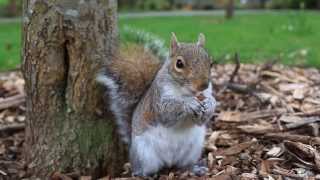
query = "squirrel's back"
xmin=110 ymin=45 xmax=162 ymax=95
xmin=97 ymin=44 xmax=163 ymax=144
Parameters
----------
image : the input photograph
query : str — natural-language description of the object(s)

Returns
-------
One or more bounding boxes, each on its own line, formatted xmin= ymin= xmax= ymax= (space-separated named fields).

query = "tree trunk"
xmin=22 ymin=0 xmax=126 ymax=178
xmin=225 ymin=0 xmax=234 ymax=19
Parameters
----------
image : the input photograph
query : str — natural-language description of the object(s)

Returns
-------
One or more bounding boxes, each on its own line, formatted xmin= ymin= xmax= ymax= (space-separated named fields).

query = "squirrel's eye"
xmin=176 ymin=59 xmax=184 ymax=69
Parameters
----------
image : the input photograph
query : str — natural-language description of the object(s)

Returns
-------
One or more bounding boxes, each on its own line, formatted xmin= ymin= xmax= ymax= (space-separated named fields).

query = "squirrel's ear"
xmin=170 ymin=32 xmax=179 ymax=56
xmin=197 ymin=33 xmax=205 ymax=48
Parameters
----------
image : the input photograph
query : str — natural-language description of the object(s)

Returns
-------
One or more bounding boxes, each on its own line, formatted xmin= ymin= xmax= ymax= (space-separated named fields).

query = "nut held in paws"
xmin=196 ymin=93 xmax=206 ymax=101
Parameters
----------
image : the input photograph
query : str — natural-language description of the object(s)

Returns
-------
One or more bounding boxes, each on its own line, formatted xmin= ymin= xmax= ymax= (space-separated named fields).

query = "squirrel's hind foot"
xmin=132 ymin=172 xmax=159 ymax=180
xmin=180 ymin=163 xmax=208 ymax=177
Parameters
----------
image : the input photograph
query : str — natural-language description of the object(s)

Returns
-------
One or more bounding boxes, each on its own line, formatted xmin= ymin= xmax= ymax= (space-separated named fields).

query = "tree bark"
xmin=22 ymin=0 xmax=126 ymax=178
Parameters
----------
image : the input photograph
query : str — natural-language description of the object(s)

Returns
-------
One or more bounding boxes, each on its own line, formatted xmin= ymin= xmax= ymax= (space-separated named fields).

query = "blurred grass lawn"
xmin=0 ymin=22 xmax=21 ymax=70
xmin=120 ymin=11 xmax=320 ymax=67
xmin=0 ymin=0 xmax=8 ymax=5
xmin=1 ymin=11 xmax=320 ymax=71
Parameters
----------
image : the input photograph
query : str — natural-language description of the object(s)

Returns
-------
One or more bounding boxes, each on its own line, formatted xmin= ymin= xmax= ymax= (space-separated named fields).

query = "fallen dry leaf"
xmin=205 ymin=131 xmax=221 ymax=151
xmin=1 ymin=63 xmax=320 ymax=179
xmin=238 ymin=122 xmax=275 ymax=134
xmin=216 ymin=140 xmax=256 ymax=156
xmin=266 ymin=146 xmax=284 ymax=157
xmin=217 ymin=111 xmax=242 ymax=122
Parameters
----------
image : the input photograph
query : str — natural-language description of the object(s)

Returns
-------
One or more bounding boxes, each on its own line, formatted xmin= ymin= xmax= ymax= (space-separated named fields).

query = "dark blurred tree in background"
xmin=226 ymin=0 xmax=235 ymax=19
xmin=0 ymin=0 xmax=21 ymax=17
xmin=6 ymin=0 xmax=18 ymax=17
xmin=265 ymin=0 xmax=320 ymax=9
xmin=116 ymin=0 xmax=320 ymax=11
xmin=0 ymin=0 xmax=319 ymax=17
xmin=118 ymin=0 xmax=172 ymax=11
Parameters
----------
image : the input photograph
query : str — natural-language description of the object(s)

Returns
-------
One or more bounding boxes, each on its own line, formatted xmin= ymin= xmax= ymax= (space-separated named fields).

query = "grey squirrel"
xmin=97 ymin=33 xmax=217 ymax=176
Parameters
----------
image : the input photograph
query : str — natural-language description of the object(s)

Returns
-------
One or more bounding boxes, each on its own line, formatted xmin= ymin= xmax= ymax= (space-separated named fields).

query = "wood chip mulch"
xmin=0 ymin=72 xmax=25 ymax=180
xmin=0 ymin=63 xmax=319 ymax=179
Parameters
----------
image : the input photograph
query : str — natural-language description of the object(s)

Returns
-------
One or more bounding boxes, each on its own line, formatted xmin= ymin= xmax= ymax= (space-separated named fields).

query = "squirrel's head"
xmin=169 ymin=33 xmax=212 ymax=95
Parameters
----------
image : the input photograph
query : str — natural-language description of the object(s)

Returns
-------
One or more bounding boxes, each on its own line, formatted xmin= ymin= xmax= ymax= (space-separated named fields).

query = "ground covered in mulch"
xmin=0 ymin=63 xmax=319 ymax=179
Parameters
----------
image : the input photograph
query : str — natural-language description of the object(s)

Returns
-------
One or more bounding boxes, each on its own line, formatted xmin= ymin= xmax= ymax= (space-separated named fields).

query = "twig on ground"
xmin=310 ymin=123 xmax=319 ymax=137
xmin=220 ymin=53 xmax=268 ymax=103
xmin=229 ymin=53 xmax=240 ymax=83
xmin=293 ymin=109 xmax=320 ymax=117
xmin=51 ymin=172 xmax=73 ymax=180
xmin=217 ymin=53 xmax=243 ymax=96
xmin=263 ymin=133 xmax=320 ymax=145
xmin=0 ymin=94 xmax=25 ymax=110
xmin=226 ymin=83 xmax=254 ymax=94
xmin=0 ymin=123 xmax=25 ymax=134
xmin=284 ymin=116 xmax=320 ymax=130
xmin=0 ymin=169 xmax=7 ymax=176
xmin=283 ymin=141 xmax=317 ymax=169
xmin=272 ymin=166 xmax=304 ymax=179
xmin=65 ymin=171 xmax=81 ymax=179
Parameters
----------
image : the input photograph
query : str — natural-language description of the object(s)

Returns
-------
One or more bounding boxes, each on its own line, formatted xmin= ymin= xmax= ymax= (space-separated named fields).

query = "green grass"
xmin=0 ymin=22 xmax=21 ymax=70
xmin=0 ymin=0 xmax=8 ymax=5
xmin=0 ymin=11 xmax=320 ymax=71
xmin=120 ymin=11 xmax=320 ymax=67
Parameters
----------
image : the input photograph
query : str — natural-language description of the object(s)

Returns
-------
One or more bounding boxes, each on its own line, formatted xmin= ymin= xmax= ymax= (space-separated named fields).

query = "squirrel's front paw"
xmin=189 ymin=101 xmax=205 ymax=118
xmin=188 ymin=101 xmax=207 ymax=125
xmin=200 ymin=97 xmax=216 ymax=120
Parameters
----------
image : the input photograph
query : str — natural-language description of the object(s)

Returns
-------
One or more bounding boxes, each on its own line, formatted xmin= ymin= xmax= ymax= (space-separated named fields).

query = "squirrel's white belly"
xmin=132 ymin=124 xmax=206 ymax=172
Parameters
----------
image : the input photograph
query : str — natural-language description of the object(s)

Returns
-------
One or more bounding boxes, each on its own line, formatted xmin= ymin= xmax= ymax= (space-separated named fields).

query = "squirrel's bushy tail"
xmin=121 ymin=25 xmax=168 ymax=61
xmin=96 ymin=73 xmax=133 ymax=144
xmin=97 ymin=28 xmax=167 ymax=144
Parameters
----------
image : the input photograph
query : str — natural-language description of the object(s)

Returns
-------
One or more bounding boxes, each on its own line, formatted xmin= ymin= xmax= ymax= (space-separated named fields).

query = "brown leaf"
xmin=210 ymin=174 xmax=233 ymax=180
xmin=293 ymin=88 xmax=305 ymax=100
xmin=266 ymin=146 xmax=284 ymax=157
xmin=217 ymin=140 xmax=256 ymax=156
xmin=279 ymin=116 xmax=302 ymax=123
xmin=284 ymin=141 xmax=315 ymax=159
xmin=168 ymin=172 xmax=175 ymax=180
xmin=205 ymin=131 xmax=221 ymax=151
xmin=240 ymin=173 xmax=259 ymax=180
xmin=208 ymin=152 xmax=215 ymax=169
xmin=284 ymin=141 xmax=317 ymax=168
xmin=260 ymin=160 xmax=271 ymax=176
xmin=278 ymin=83 xmax=306 ymax=92
xmin=238 ymin=122 xmax=274 ymax=134
xmin=97 ymin=176 xmax=110 ymax=180
xmin=314 ymin=151 xmax=320 ymax=170
xmin=217 ymin=111 xmax=241 ymax=122
xmin=51 ymin=172 xmax=73 ymax=180
xmin=80 ymin=176 xmax=92 ymax=180
xmin=224 ymin=165 xmax=240 ymax=176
